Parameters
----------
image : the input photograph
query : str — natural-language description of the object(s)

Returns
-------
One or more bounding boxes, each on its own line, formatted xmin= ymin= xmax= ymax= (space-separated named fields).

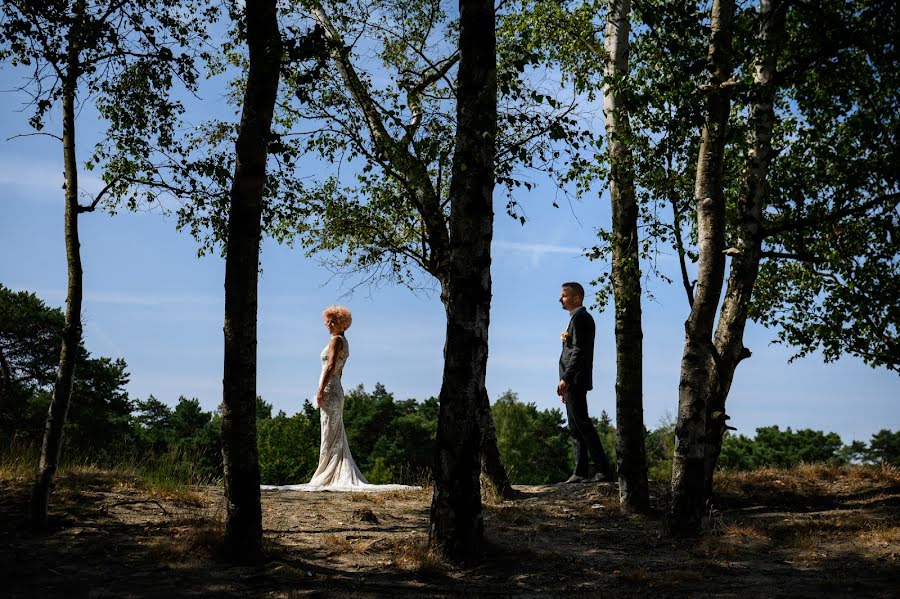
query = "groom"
xmin=558 ymin=282 xmax=613 ymax=483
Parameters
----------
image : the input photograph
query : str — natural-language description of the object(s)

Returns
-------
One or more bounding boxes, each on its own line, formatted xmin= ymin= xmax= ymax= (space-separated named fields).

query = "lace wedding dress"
xmin=261 ymin=335 xmax=416 ymax=493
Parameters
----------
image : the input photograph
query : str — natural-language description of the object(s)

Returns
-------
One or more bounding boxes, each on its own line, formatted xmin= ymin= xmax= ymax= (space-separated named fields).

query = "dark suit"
xmin=559 ymin=306 xmax=611 ymax=479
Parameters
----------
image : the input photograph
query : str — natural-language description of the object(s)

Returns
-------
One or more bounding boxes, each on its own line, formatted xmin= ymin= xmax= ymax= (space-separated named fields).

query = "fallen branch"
xmin=100 ymin=499 xmax=170 ymax=516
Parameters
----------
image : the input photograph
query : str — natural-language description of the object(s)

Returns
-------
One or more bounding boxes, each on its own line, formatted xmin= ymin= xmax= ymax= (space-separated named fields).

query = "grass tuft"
xmin=383 ymin=535 xmax=446 ymax=575
xmin=146 ymin=513 xmax=225 ymax=562
xmin=0 ymin=438 xmax=38 ymax=480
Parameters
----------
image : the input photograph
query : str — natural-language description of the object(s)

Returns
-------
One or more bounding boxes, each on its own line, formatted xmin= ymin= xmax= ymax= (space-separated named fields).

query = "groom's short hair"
xmin=561 ymin=282 xmax=585 ymax=298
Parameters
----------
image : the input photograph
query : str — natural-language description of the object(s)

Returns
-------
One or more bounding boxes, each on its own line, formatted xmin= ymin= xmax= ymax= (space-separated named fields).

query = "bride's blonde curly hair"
xmin=322 ymin=305 xmax=352 ymax=331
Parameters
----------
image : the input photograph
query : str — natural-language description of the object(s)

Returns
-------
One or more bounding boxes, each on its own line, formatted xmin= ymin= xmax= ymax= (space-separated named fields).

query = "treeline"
xmin=2 ymin=285 xmax=898 ymax=487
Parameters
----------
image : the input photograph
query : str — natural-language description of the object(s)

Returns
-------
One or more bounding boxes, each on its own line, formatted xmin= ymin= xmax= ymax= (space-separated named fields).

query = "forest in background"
xmin=3 ymin=284 xmax=897 ymax=488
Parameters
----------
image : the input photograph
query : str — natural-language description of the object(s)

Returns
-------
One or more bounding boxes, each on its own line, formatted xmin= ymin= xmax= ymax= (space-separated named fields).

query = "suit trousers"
xmin=564 ymin=386 xmax=612 ymax=478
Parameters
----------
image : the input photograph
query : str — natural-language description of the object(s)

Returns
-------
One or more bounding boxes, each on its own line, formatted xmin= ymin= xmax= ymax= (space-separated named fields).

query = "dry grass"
xmin=320 ymin=533 xmax=385 ymax=556
xmin=702 ymin=522 xmax=771 ymax=559
xmin=715 ymin=465 xmax=828 ymax=500
xmin=614 ymin=566 xmax=704 ymax=588
xmin=715 ymin=463 xmax=900 ymax=500
xmin=346 ymin=486 xmax=430 ymax=505
xmin=484 ymin=502 xmax=553 ymax=524
xmin=318 ymin=520 xmax=442 ymax=570
xmin=317 ymin=530 xmax=446 ymax=576
xmin=699 ymin=464 xmax=900 ymax=566
xmin=584 ymin=495 xmax=623 ymax=512
xmin=721 ymin=522 xmax=770 ymax=540
xmin=3 ymin=462 xmax=899 ymax=597
xmin=54 ymin=463 xmax=207 ymax=506
xmin=702 ymin=510 xmax=900 ymax=564
xmin=320 ymin=533 xmax=358 ymax=554
xmin=859 ymin=524 xmax=900 ymax=544
xmin=0 ymin=442 xmax=120 ymax=483
xmin=146 ymin=512 xmax=225 ymax=563
xmin=144 ymin=485 xmax=206 ymax=506
xmin=0 ymin=440 xmax=37 ymax=480
xmin=481 ymin=479 xmax=505 ymax=506
xmin=382 ymin=534 xmax=447 ymax=575
xmin=347 ymin=491 xmax=383 ymax=504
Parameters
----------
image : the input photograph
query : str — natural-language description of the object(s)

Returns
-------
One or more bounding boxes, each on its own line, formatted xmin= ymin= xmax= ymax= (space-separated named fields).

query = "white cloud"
xmin=492 ymin=239 xmax=586 ymax=269
xmin=83 ymin=321 xmax=125 ymax=357
xmin=86 ymin=290 xmax=221 ymax=306
xmin=493 ymin=239 xmax=584 ymax=256
xmin=0 ymin=158 xmax=105 ymax=198
xmin=6 ymin=285 xmax=220 ymax=307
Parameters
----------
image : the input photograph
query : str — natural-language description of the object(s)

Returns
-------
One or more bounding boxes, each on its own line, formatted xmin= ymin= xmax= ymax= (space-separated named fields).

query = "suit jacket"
xmin=559 ymin=306 xmax=595 ymax=390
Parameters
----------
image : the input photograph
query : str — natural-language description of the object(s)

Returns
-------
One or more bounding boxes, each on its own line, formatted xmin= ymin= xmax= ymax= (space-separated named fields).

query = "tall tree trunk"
xmin=314 ymin=5 xmax=513 ymax=500
xmin=703 ymin=0 xmax=786 ymax=502
xmin=28 ymin=29 xmax=83 ymax=531
xmin=602 ymin=0 xmax=650 ymax=514
xmin=669 ymin=0 xmax=735 ymax=537
xmin=429 ymin=0 xmax=495 ymax=562
xmin=0 ymin=344 xmax=12 ymax=400
xmin=220 ymin=0 xmax=281 ymax=563
xmin=479 ymin=389 xmax=515 ymax=499
xmin=436 ymin=291 xmax=513 ymax=502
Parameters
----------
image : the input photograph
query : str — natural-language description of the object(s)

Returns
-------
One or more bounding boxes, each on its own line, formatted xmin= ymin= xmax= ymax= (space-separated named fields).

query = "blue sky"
xmin=1 ymin=60 xmax=896 ymax=448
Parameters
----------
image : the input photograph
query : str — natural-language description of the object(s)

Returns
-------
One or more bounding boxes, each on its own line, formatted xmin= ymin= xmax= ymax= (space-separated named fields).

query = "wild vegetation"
xmin=1 ymin=453 xmax=897 ymax=596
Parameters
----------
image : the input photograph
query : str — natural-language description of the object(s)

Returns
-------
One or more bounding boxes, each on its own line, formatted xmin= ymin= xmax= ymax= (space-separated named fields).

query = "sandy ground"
xmin=1 ymin=465 xmax=898 ymax=597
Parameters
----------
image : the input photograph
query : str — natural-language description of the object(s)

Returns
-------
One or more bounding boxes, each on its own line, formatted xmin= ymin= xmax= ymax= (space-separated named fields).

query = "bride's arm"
xmin=316 ymin=336 xmax=344 ymax=407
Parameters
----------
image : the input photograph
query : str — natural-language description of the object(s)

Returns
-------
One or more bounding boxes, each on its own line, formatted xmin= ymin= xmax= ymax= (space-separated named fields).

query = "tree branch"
xmin=310 ymin=5 xmax=450 ymax=271
xmin=667 ymin=136 xmax=694 ymax=308
xmin=100 ymin=499 xmax=169 ymax=516
xmin=403 ymin=52 xmax=459 ymax=143
xmin=759 ymin=250 xmax=820 ymax=263
xmin=77 ymin=175 xmax=123 ymax=213
xmin=496 ymin=100 xmax=578 ymax=160
xmin=9 ymin=5 xmax=66 ymax=80
xmin=310 ymin=7 xmax=400 ymax=157
xmin=6 ymin=131 xmax=62 ymax=142
xmin=348 ymin=16 xmax=459 ymax=96
xmin=762 ymin=192 xmax=899 ymax=237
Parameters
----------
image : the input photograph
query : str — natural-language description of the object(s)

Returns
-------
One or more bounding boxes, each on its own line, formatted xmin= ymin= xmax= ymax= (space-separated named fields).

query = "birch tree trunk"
xmin=29 ymin=69 xmax=82 ymax=530
xmin=702 ymin=0 xmax=786 ymax=501
xmin=220 ymin=0 xmax=281 ymax=563
xmin=669 ymin=0 xmax=735 ymax=537
xmin=429 ymin=0 xmax=495 ymax=562
xmin=602 ymin=0 xmax=650 ymax=514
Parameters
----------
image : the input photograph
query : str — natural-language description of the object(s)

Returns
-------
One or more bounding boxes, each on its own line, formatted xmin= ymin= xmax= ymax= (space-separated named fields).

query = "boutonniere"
xmin=560 ymin=331 xmax=570 ymax=343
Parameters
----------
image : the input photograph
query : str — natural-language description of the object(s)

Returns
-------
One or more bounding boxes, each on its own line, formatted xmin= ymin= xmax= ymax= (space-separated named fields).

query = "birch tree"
xmin=668 ymin=0 xmax=735 ymax=536
xmin=602 ymin=0 xmax=649 ymax=513
xmin=700 ymin=0 xmax=786 ymax=501
xmin=702 ymin=0 xmax=899 ymax=500
xmin=626 ymin=0 xmax=897 ymax=528
xmin=0 ymin=0 xmax=211 ymax=530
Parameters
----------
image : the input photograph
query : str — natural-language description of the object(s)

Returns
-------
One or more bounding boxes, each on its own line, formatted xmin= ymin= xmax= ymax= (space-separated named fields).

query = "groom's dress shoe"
xmin=585 ymin=473 xmax=611 ymax=483
xmin=564 ymin=474 xmax=584 ymax=484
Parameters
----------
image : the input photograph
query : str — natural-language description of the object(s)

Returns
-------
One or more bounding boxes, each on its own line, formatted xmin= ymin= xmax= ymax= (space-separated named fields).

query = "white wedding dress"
xmin=261 ymin=335 xmax=416 ymax=493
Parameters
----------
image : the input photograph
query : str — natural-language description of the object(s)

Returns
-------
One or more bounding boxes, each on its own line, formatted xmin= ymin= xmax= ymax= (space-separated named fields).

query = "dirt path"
xmin=1 ymin=465 xmax=897 ymax=597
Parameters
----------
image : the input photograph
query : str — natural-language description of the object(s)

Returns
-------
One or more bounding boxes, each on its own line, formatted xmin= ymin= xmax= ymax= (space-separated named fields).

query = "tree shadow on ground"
xmin=1 ymin=467 xmax=897 ymax=598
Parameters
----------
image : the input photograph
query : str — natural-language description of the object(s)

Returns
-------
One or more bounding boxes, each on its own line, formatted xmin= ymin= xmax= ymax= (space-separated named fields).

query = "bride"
xmin=262 ymin=306 xmax=415 ymax=492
